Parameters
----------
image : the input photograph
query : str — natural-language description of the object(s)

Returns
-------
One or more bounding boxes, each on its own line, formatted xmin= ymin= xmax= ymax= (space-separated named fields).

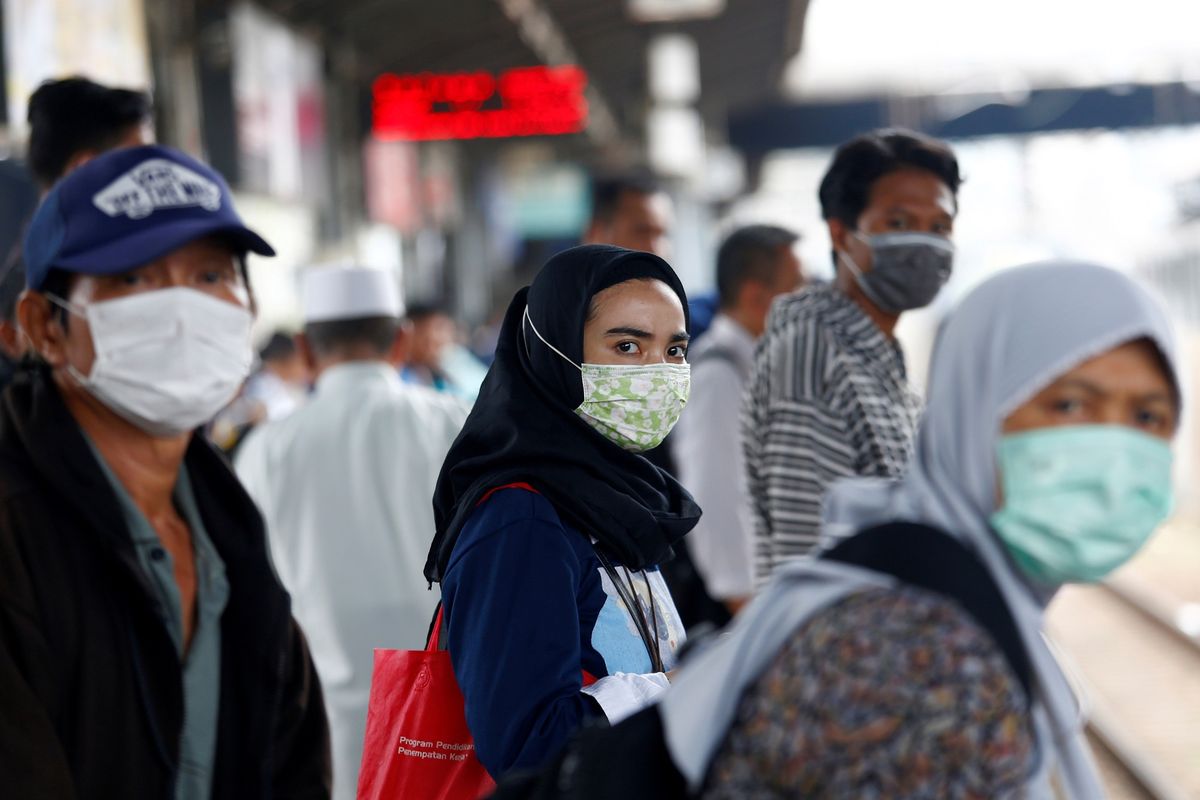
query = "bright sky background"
xmin=787 ymin=0 xmax=1200 ymax=98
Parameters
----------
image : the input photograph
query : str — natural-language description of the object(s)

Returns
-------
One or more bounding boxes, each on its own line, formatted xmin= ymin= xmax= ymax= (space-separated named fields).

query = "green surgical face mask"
xmin=990 ymin=425 xmax=1174 ymax=586
xmin=524 ymin=306 xmax=691 ymax=452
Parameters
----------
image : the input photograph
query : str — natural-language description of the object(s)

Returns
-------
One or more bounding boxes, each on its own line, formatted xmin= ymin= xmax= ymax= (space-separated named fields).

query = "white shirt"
xmin=242 ymin=370 xmax=305 ymax=422
xmin=235 ymin=361 xmax=469 ymax=800
xmin=671 ymin=314 xmax=758 ymax=600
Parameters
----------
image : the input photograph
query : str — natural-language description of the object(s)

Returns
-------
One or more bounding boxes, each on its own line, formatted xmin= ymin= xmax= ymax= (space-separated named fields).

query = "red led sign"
xmin=372 ymin=66 xmax=588 ymax=141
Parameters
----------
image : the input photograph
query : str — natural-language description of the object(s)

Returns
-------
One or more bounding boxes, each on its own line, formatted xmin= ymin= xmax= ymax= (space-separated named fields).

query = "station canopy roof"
xmin=254 ymin=0 xmax=808 ymax=150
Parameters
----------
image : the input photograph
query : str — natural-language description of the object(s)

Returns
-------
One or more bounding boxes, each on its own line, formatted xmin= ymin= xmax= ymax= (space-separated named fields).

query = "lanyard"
xmin=595 ymin=548 xmax=665 ymax=673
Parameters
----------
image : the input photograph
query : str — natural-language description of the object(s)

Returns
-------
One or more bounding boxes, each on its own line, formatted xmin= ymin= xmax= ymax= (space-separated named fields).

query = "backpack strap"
xmin=820 ymin=521 xmax=1034 ymax=705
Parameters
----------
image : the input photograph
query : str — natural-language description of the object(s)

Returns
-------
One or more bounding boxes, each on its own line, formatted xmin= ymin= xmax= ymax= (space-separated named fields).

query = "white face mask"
xmin=50 ymin=287 xmax=254 ymax=437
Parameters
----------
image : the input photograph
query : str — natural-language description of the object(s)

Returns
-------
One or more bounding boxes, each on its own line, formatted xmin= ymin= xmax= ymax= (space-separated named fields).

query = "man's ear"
xmin=732 ymin=279 xmax=761 ymax=316
xmin=827 ymin=218 xmax=851 ymax=255
xmin=0 ymin=320 xmax=23 ymax=359
xmin=749 ymin=281 xmax=774 ymax=316
xmin=16 ymin=290 xmax=67 ymax=366
xmin=63 ymin=149 xmax=99 ymax=177
xmin=582 ymin=219 xmax=605 ymax=246
xmin=387 ymin=323 xmax=411 ymax=367
xmin=295 ymin=332 xmax=319 ymax=374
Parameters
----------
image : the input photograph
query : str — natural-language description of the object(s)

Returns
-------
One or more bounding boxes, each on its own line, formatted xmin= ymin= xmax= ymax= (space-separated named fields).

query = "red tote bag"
xmin=356 ymin=607 xmax=495 ymax=800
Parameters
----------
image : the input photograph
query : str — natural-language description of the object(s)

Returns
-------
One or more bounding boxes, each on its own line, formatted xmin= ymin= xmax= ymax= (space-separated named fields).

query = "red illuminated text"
xmin=372 ymin=66 xmax=589 ymax=141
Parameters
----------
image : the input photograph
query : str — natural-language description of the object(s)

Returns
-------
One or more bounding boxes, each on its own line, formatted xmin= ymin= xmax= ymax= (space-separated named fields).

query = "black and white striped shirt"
xmin=742 ymin=284 xmax=921 ymax=585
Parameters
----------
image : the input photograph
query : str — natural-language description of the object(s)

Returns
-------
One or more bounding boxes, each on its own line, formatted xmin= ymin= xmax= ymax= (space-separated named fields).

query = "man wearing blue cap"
xmin=0 ymin=144 xmax=331 ymax=798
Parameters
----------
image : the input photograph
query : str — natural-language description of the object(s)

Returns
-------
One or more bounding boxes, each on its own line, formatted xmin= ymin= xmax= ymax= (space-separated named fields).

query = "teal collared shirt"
xmin=90 ymin=445 xmax=229 ymax=800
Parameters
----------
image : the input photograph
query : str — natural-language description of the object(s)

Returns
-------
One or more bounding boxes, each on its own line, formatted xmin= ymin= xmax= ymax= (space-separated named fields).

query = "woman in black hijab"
xmin=424 ymin=245 xmax=700 ymax=780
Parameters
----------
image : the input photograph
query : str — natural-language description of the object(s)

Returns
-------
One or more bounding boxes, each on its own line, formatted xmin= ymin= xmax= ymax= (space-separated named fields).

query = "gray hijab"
xmin=661 ymin=261 xmax=1178 ymax=798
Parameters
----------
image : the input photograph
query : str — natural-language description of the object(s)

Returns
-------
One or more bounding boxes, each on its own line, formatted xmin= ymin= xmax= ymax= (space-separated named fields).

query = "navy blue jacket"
xmin=441 ymin=486 xmax=684 ymax=779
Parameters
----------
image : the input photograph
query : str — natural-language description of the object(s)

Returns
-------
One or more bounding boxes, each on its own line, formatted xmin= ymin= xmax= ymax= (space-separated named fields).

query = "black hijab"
xmin=424 ymin=245 xmax=701 ymax=583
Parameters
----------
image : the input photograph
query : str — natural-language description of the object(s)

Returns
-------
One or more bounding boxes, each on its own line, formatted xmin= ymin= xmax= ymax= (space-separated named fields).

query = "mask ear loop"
xmin=44 ymin=292 xmax=87 ymax=320
xmin=837 ymin=238 xmax=893 ymax=313
xmin=523 ymin=306 xmax=582 ymax=372
xmin=40 ymin=293 xmax=92 ymax=385
xmin=838 ymin=249 xmax=867 ymax=282
xmin=839 ymin=230 xmax=873 ymax=280
xmin=840 ymin=227 xmax=868 ymax=281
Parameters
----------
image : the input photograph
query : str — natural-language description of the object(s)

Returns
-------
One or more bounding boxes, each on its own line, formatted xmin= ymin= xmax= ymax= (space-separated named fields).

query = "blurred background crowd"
xmin=5 ymin=0 xmax=1200 ymax=485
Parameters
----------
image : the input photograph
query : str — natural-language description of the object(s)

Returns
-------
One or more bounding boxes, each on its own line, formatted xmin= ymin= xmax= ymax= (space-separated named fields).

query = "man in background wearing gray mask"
xmin=0 ymin=144 xmax=330 ymax=798
xmin=743 ymin=129 xmax=961 ymax=583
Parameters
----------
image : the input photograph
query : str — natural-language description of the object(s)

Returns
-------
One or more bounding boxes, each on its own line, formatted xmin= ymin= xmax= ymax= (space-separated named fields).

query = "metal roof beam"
xmin=729 ymin=81 xmax=1200 ymax=155
xmin=494 ymin=0 xmax=624 ymax=148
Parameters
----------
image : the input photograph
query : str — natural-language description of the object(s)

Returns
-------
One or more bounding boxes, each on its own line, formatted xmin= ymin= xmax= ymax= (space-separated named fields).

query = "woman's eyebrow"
xmin=603 ymin=326 xmax=692 ymax=342
xmin=1137 ymin=390 xmax=1175 ymax=405
xmin=1055 ymin=378 xmax=1105 ymax=396
xmin=1057 ymin=378 xmax=1175 ymax=404
xmin=604 ymin=326 xmax=652 ymax=338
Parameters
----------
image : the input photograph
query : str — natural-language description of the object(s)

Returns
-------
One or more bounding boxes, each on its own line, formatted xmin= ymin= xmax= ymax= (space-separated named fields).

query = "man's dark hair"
xmin=304 ymin=316 xmax=399 ymax=358
xmin=589 ymin=171 xmax=663 ymax=225
xmin=258 ymin=331 xmax=297 ymax=363
xmin=404 ymin=302 xmax=450 ymax=324
xmin=818 ymin=129 xmax=962 ymax=230
xmin=715 ymin=225 xmax=801 ymax=309
xmin=27 ymin=77 xmax=152 ymax=189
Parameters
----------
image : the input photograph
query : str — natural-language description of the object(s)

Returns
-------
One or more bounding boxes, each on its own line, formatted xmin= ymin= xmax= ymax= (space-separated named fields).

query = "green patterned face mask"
xmin=524 ymin=306 xmax=691 ymax=452
xmin=576 ymin=362 xmax=690 ymax=451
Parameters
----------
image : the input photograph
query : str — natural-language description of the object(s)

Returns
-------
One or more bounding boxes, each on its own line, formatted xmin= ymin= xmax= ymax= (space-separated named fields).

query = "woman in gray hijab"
xmin=662 ymin=260 xmax=1179 ymax=798
xmin=492 ymin=260 xmax=1180 ymax=799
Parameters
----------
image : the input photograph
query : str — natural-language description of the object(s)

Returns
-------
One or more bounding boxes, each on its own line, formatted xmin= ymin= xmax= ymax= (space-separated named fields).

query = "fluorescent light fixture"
xmin=628 ymin=0 xmax=725 ymax=23
xmin=648 ymin=34 xmax=701 ymax=104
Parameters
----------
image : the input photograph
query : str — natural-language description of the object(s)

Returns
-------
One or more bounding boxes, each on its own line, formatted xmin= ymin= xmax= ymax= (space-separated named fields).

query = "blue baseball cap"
xmin=23 ymin=144 xmax=274 ymax=290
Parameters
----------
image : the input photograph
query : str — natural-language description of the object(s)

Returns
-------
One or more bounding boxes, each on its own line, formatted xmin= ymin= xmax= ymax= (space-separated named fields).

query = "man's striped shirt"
xmin=742 ymin=284 xmax=921 ymax=585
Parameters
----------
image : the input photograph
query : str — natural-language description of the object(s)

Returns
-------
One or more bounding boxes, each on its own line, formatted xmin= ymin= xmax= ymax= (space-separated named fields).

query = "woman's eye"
xmin=1135 ymin=408 xmax=1167 ymax=429
xmin=120 ymin=273 xmax=143 ymax=286
xmin=887 ymin=218 xmax=909 ymax=230
xmin=616 ymin=341 xmax=640 ymax=354
xmin=1051 ymin=398 xmax=1084 ymax=415
xmin=200 ymin=270 xmax=224 ymax=284
xmin=667 ymin=345 xmax=687 ymax=359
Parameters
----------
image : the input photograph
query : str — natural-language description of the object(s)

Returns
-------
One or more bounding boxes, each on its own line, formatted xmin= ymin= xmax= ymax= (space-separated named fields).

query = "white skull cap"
xmin=301 ymin=265 xmax=405 ymax=323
